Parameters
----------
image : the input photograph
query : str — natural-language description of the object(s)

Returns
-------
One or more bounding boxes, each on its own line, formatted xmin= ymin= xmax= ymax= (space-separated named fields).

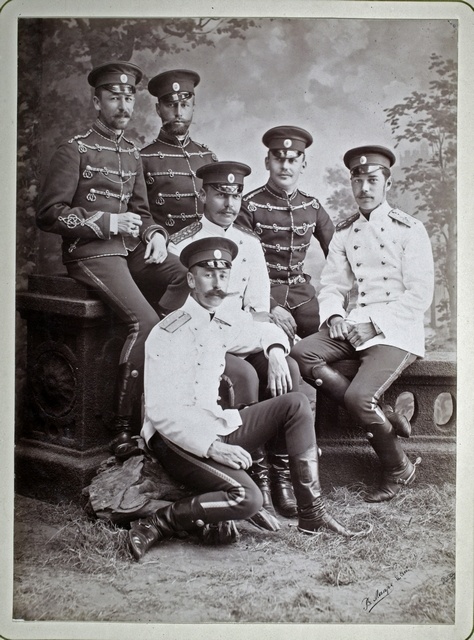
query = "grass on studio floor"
xmin=13 ymin=482 xmax=456 ymax=624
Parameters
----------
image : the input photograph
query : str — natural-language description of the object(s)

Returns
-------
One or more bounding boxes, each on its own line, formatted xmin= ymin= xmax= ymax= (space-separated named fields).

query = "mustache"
xmin=205 ymin=289 xmax=239 ymax=299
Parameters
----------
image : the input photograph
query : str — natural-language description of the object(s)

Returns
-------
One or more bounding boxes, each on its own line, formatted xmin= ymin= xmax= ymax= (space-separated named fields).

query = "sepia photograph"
xmin=1 ymin=1 xmax=473 ymax=639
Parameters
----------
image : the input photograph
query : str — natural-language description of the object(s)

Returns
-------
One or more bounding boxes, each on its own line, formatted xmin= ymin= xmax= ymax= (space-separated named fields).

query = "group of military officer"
xmin=37 ymin=60 xmax=434 ymax=558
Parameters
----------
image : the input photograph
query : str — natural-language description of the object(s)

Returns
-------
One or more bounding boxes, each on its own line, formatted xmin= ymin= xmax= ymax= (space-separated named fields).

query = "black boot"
xmin=309 ymin=362 xmax=350 ymax=405
xmin=268 ymin=453 xmax=298 ymax=518
xmin=247 ymin=448 xmax=276 ymax=516
xmin=309 ymin=363 xmax=411 ymax=438
xmin=289 ymin=446 xmax=371 ymax=537
xmin=364 ymin=419 xmax=421 ymax=503
xmin=381 ymin=404 xmax=411 ymax=438
xmin=129 ymin=496 xmax=206 ymax=561
xmin=109 ymin=362 xmax=142 ymax=461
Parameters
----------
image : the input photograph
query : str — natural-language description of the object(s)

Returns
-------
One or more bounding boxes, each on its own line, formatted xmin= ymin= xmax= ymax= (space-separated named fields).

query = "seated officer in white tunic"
xmin=291 ymin=145 xmax=434 ymax=503
xmin=128 ymin=237 xmax=370 ymax=561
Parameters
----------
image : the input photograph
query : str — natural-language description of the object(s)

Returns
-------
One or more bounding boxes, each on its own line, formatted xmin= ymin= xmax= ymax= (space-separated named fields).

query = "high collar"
xmin=358 ymin=200 xmax=391 ymax=220
xmin=265 ymin=180 xmax=299 ymax=201
xmin=182 ymin=294 xmax=228 ymax=325
xmin=201 ymin=215 xmax=234 ymax=237
xmin=93 ymin=118 xmax=125 ymax=143
xmin=157 ymin=127 xmax=191 ymax=146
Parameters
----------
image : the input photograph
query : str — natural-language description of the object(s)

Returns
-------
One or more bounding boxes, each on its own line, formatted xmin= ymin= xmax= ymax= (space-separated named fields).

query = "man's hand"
xmin=267 ymin=346 xmax=292 ymax=396
xmin=207 ymin=440 xmax=252 ymax=470
xmin=270 ymin=306 xmax=297 ymax=340
xmin=328 ymin=316 xmax=353 ymax=341
xmin=347 ymin=322 xmax=377 ymax=348
xmin=117 ymin=212 xmax=143 ymax=237
xmin=251 ymin=311 xmax=274 ymax=323
xmin=144 ymin=233 xmax=167 ymax=264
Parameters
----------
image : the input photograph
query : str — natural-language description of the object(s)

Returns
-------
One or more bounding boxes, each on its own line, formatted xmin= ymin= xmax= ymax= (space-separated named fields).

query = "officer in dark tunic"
xmin=238 ymin=126 xmax=335 ymax=340
xmin=37 ymin=61 xmax=189 ymax=461
xmin=141 ymin=69 xmax=218 ymax=232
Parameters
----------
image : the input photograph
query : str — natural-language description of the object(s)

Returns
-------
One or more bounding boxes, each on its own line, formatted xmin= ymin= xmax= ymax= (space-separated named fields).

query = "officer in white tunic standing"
xmin=291 ymin=145 xmax=434 ymax=503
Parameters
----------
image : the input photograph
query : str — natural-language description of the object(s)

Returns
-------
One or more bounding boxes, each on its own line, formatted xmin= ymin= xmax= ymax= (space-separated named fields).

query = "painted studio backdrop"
xmin=16 ymin=17 xmax=456 ymax=383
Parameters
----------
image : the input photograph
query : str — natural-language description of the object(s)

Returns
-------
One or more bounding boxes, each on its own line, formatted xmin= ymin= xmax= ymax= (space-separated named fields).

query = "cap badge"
xmin=360 ymin=156 xmax=367 ymax=165
xmin=214 ymin=249 xmax=222 ymax=259
xmin=228 ymin=173 xmax=235 ymax=183
xmin=120 ymin=74 xmax=128 ymax=83
xmin=173 ymin=82 xmax=180 ymax=91
xmin=284 ymin=139 xmax=292 ymax=148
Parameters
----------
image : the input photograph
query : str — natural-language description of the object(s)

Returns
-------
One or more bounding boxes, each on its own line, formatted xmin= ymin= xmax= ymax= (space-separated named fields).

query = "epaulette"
xmin=213 ymin=316 xmax=231 ymax=327
xmin=159 ymin=310 xmax=191 ymax=333
xmin=233 ymin=224 xmax=260 ymax=240
xmin=68 ymin=129 xmax=93 ymax=144
xmin=169 ymin=221 xmax=202 ymax=245
xmin=336 ymin=212 xmax=360 ymax=231
xmin=242 ymin=186 xmax=266 ymax=202
xmin=195 ymin=141 xmax=210 ymax=150
xmin=299 ymin=189 xmax=318 ymax=202
xmin=122 ymin=135 xmax=137 ymax=149
xmin=388 ymin=208 xmax=413 ymax=228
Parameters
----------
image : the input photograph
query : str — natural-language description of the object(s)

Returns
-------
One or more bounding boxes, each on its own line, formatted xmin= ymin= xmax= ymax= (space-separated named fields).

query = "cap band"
xmin=270 ymin=149 xmax=303 ymax=159
xmin=209 ymin=184 xmax=243 ymax=195
xmin=99 ymin=84 xmax=136 ymax=95
xmin=160 ymin=91 xmax=194 ymax=103
xmin=351 ymin=164 xmax=390 ymax=176
xmin=195 ymin=259 xmax=232 ymax=269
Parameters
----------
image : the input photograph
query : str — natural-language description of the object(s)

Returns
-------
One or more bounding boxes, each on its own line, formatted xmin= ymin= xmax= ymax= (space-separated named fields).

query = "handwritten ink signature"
xmin=362 ymin=585 xmax=393 ymax=612
xmin=362 ymin=568 xmax=411 ymax=612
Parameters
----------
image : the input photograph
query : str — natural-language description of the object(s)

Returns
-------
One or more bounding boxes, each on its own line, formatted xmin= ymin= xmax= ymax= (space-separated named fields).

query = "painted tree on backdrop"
xmin=384 ymin=54 xmax=457 ymax=349
xmin=17 ymin=17 xmax=258 ymax=283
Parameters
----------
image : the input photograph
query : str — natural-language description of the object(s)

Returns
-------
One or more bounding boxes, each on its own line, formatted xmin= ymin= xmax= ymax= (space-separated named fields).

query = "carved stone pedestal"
xmin=16 ymin=274 xmax=128 ymax=502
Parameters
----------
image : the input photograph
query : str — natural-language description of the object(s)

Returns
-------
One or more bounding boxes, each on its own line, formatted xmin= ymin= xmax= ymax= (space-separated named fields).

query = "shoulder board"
xmin=159 ymin=310 xmax=191 ymax=333
xmin=336 ymin=212 xmax=360 ymax=231
xmin=388 ymin=209 xmax=413 ymax=227
xmin=242 ymin=186 xmax=266 ymax=202
xmin=169 ymin=221 xmax=202 ymax=245
xmin=298 ymin=189 xmax=318 ymax=202
xmin=213 ymin=316 xmax=231 ymax=327
xmin=194 ymin=140 xmax=210 ymax=150
xmin=121 ymin=135 xmax=137 ymax=148
xmin=233 ymin=224 xmax=260 ymax=240
xmin=67 ymin=129 xmax=93 ymax=144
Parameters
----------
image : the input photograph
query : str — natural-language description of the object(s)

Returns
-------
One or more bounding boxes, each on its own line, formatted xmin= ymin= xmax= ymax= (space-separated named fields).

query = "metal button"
xmin=361 ymin=292 xmax=366 ymax=296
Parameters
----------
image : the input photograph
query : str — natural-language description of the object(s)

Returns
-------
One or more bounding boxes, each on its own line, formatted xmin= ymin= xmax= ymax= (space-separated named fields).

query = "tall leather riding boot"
xmin=364 ymin=419 xmax=421 ymax=503
xmin=309 ymin=363 xmax=411 ymax=438
xmin=109 ymin=362 xmax=142 ymax=461
xmin=288 ymin=446 xmax=370 ymax=537
xmin=129 ymin=496 xmax=206 ymax=561
xmin=268 ymin=453 xmax=298 ymax=518
xmin=246 ymin=447 xmax=281 ymax=532
xmin=310 ymin=362 xmax=351 ymax=405
xmin=247 ymin=447 xmax=276 ymax=515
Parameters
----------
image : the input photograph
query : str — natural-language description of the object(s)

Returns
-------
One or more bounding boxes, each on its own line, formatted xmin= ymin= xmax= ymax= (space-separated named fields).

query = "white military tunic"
xmin=168 ymin=216 xmax=271 ymax=314
xmin=318 ymin=200 xmax=434 ymax=356
xmin=141 ymin=295 xmax=289 ymax=457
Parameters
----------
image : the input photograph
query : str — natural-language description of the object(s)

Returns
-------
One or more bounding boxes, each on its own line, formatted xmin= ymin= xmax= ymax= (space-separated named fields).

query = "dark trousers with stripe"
xmin=290 ymin=327 xmax=417 ymax=426
xmin=66 ymin=244 xmax=188 ymax=371
xmin=149 ymin=392 xmax=315 ymax=523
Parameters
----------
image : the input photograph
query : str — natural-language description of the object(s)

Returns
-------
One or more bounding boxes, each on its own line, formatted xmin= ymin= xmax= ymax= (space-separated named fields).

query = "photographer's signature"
xmin=361 ymin=567 xmax=410 ymax=612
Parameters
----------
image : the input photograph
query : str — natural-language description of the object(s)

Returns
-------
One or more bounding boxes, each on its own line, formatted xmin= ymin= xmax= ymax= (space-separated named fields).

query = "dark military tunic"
xmin=140 ymin=128 xmax=218 ymax=232
xmin=238 ymin=182 xmax=335 ymax=311
xmin=37 ymin=118 xmax=188 ymax=372
xmin=37 ymin=118 xmax=164 ymax=264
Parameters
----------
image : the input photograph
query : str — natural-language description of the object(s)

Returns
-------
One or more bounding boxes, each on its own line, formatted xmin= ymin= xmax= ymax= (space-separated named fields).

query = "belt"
xmin=270 ymin=275 xmax=307 ymax=286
